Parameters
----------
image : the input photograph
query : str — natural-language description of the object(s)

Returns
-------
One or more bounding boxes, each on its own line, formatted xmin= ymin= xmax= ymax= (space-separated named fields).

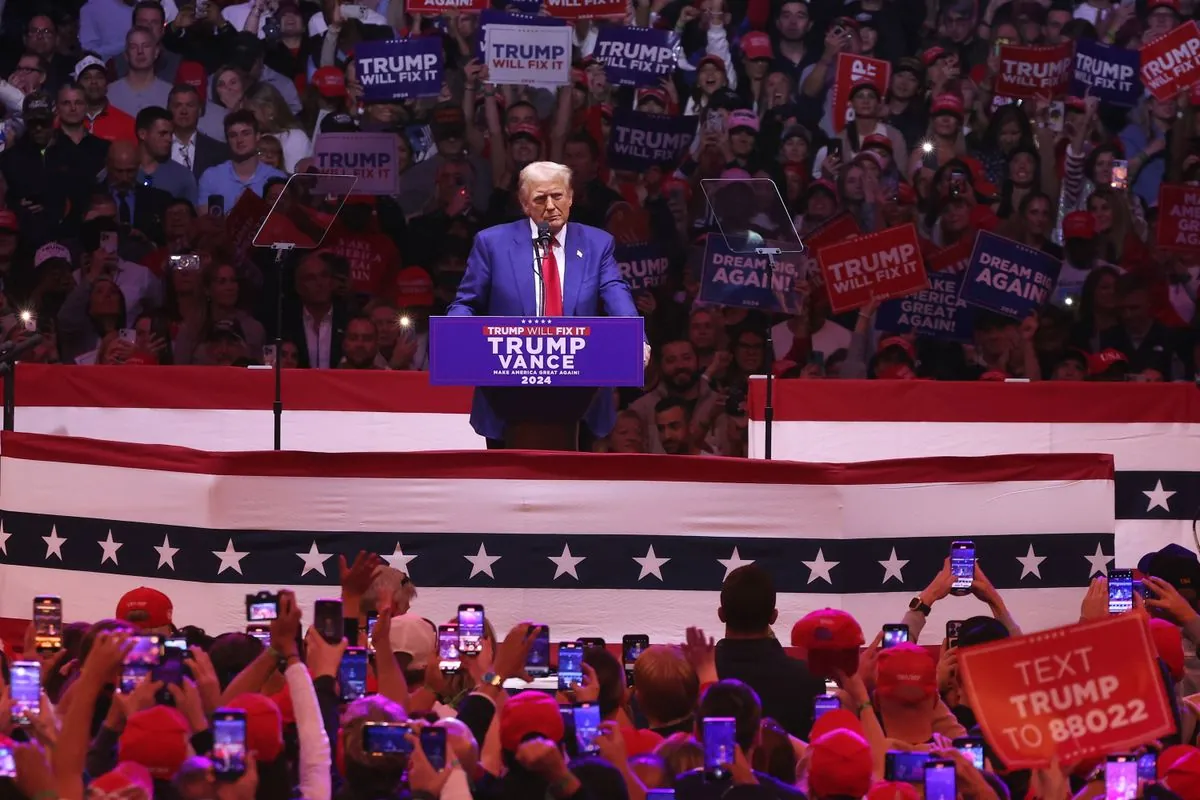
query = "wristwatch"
xmin=909 ymin=596 xmax=932 ymax=616
xmin=481 ymin=671 xmax=504 ymax=688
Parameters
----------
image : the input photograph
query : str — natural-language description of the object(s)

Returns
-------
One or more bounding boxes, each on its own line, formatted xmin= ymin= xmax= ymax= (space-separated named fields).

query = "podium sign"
xmin=429 ymin=316 xmax=645 ymax=387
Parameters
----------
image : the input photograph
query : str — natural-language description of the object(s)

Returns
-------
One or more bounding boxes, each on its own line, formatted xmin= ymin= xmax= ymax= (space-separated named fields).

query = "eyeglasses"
xmin=14 ymin=66 xmax=45 ymax=74
xmin=27 ymin=27 xmax=55 ymax=37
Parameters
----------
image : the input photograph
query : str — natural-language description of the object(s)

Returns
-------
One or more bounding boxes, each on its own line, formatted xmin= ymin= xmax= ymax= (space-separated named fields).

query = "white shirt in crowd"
xmin=303 ymin=306 xmax=334 ymax=369
xmin=771 ymin=318 xmax=852 ymax=362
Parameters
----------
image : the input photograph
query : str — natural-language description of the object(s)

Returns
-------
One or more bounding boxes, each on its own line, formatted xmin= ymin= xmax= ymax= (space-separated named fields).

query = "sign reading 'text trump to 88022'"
xmin=428 ymin=317 xmax=646 ymax=387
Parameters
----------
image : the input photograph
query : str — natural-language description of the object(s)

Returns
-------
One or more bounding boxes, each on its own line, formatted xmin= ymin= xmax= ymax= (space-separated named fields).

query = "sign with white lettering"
xmin=959 ymin=232 xmax=1061 ymax=320
xmin=1140 ymin=20 xmax=1200 ymax=101
xmin=1155 ymin=183 xmax=1200 ymax=252
xmin=958 ymin=615 xmax=1176 ymax=769
xmin=875 ymin=271 xmax=973 ymax=342
xmin=817 ymin=224 xmax=929 ymax=314
xmin=617 ymin=242 xmax=669 ymax=291
xmin=832 ymin=53 xmax=891 ymax=133
xmin=542 ymin=0 xmax=624 ymax=19
xmin=607 ymin=109 xmax=697 ymax=171
xmin=312 ymin=133 xmax=399 ymax=195
xmin=698 ymin=235 xmax=804 ymax=313
xmin=594 ymin=27 xmax=676 ymax=87
xmin=994 ymin=41 xmax=1074 ymax=99
xmin=406 ymin=0 xmax=486 ymax=13
xmin=484 ymin=23 xmax=571 ymax=87
xmin=355 ymin=38 xmax=443 ymax=102
xmin=1071 ymin=39 xmax=1141 ymax=107
xmin=475 ymin=10 xmax=566 ymax=61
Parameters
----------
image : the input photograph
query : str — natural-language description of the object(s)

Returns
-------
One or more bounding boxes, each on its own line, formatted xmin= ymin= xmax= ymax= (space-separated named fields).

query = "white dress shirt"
xmin=302 ymin=306 xmax=333 ymax=369
xmin=529 ymin=218 xmax=567 ymax=316
xmin=172 ymin=133 xmax=197 ymax=173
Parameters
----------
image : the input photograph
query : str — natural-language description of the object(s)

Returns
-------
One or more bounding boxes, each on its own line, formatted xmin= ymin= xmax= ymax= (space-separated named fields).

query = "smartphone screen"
xmin=437 ymin=624 xmax=460 ymax=673
xmin=882 ymin=624 xmax=909 ymax=649
xmin=924 ymin=760 xmax=957 ymax=800
xmin=212 ymin=711 xmax=247 ymax=778
xmin=246 ymin=623 xmax=270 ymax=644
xmin=953 ymin=737 xmax=984 ymax=770
xmin=10 ymin=661 xmax=40 ymax=725
xmin=126 ymin=635 xmax=163 ymax=666
xmin=814 ymin=693 xmax=840 ymax=720
xmin=339 ymin=648 xmax=368 ymax=701
xmin=1138 ymin=752 xmax=1157 ymax=782
xmin=703 ymin=717 xmax=737 ymax=779
xmin=0 ymin=746 xmax=14 ymax=778
xmin=246 ymin=592 xmax=278 ymax=622
xmin=623 ymin=634 xmax=649 ymax=685
xmin=420 ymin=727 xmax=447 ymax=770
xmin=1111 ymin=160 xmax=1129 ymax=190
xmin=362 ymin=722 xmax=413 ymax=754
xmin=527 ymin=626 xmax=550 ymax=677
xmin=573 ymin=703 xmax=601 ymax=755
xmin=457 ymin=604 xmax=484 ymax=655
xmin=946 ymin=620 xmax=963 ymax=649
xmin=1106 ymin=755 xmax=1138 ymax=800
xmin=1109 ymin=569 xmax=1133 ymax=614
xmin=314 ymin=599 xmax=343 ymax=645
xmin=884 ymin=750 xmax=929 ymax=782
xmin=33 ymin=596 xmax=62 ymax=654
xmin=950 ymin=540 xmax=975 ymax=594
xmin=208 ymin=194 xmax=225 ymax=217
xmin=646 ymin=792 xmax=676 ymax=799
xmin=365 ymin=613 xmax=378 ymax=653
xmin=558 ymin=643 xmax=583 ymax=691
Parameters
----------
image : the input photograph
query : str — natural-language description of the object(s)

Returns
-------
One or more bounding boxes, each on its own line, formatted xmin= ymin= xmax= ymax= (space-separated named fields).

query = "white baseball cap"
xmin=73 ymin=55 xmax=105 ymax=82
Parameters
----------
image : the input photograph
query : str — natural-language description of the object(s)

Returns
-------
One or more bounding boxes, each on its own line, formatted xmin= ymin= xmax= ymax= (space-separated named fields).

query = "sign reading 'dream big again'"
xmin=428 ymin=317 xmax=646 ymax=387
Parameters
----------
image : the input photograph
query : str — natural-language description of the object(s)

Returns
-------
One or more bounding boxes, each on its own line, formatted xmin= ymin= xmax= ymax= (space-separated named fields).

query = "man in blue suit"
xmin=447 ymin=161 xmax=649 ymax=447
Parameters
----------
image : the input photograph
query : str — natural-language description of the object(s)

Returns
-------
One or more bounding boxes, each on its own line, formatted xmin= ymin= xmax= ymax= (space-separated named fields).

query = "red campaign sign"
xmin=959 ymin=614 xmax=1176 ymax=770
xmin=1140 ymin=21 xmax=1200 ymax=101
xmin=406 ymin=0 xmax=487 ymax=12
xmin=323 ymin=231 xmax=398 ymax=297
xmin=994 ymin=41 xmax=1074 ymax=99
xmin=543 ymin=0 xmax=624 ymax=19
xmin=795 ymin=213 xmax=861 ymax=283
xmin=224 ymin=189 xmax=269 ymax=268
xmin=1156 ymin=183 xmax=1200 ymax=252
xmin=817 ymin=223 xmax=928 ymax=314
xmin=831 ymin=53 xmax=891 ymax=134
xmin=927 ymin=234 xmax=976 ymax=274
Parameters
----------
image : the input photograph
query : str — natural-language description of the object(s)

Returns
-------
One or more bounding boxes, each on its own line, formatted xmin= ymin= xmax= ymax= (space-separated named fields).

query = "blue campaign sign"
xmin=594 ymin=27 xmax=676 ymax=87
xmin=1071 ymin=39 xmax=1141 ymax=107
xmin=607 ymin=109 xmax=697 ymax=172
xmin=959 ymin=232 xmax=1062 ymax=320
xmin=356 ymin=39 xmax=443 ymax=102
xmin=875 ymin=271 xmax=974 ymax=342
xmin=616 ymin=242 xmax=669 ymax=291
xmin=697 ymin=235 xmax=803 ymax=314
xmin=428 ymin=316 xmax=646 ymax=387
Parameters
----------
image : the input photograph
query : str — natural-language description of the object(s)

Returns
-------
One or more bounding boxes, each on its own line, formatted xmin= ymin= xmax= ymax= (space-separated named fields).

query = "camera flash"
xmin=921 ymin=141 xmax=934 ymax=153
xmin=1064 ymin=297 xmax=1075 ymax=307
xmin=399 ymin=315 xmax=411 ymax=328
xmin=19 ymin=310 xmax=32 ymax=323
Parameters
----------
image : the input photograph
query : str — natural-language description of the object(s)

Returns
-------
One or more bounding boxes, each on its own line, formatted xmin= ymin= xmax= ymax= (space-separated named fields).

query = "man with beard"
xmin=655 ymin=398 xmax=701 ymax=456
xmin=628 ymin=340 xmax=720 ymax=454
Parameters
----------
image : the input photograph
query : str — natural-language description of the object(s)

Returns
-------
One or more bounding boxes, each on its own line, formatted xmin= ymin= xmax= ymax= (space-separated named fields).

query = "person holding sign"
xmin=447 ymin=161 xmax=648 ymax=444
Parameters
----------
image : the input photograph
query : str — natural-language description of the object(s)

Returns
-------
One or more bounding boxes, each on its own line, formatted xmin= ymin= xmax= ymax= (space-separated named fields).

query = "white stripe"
xmin=0 ymin=458 xmax=1112 ymax=536
xmin=0 ymin=564 xmax=1096 ymax=644
xmin=751 ymin=421 xmax=1200 ymax=470
xmin=18 ymin=408 xmax=483 ymax=452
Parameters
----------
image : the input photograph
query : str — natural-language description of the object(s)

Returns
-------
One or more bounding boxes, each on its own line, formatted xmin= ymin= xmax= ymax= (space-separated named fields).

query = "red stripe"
xmin=749 ymin=379 xmax=1200 ymax=423
xmin=11 ymin=364 xmax=473 ymax=413
xmin=0 ymin=431 xmax=1113 ymax=484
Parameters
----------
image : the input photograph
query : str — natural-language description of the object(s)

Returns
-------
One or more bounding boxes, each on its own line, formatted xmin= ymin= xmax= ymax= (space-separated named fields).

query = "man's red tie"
xmin=542 ymin=245 xmax=563 ymax=316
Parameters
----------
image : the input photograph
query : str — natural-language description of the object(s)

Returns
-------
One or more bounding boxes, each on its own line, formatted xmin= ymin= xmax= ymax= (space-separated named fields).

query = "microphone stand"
xmin=755 ymin=247 xmax=780 ymax=461
xmin=0 ymin=333 xmax=44 ymax=432
xmin=270 ymin=244 xmax=294 ymax=451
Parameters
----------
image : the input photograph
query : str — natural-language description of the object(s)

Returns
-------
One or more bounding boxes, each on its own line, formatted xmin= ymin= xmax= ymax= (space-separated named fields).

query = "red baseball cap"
xmin=1163 ymin=748 xmax=1200 ymax=798
xmin=878 ymin=336 xmax=916 ymax=361
xmin=1065 ymin=95 xmax=1086 ymax=112
xmin=1151 ymin=617 xmax=1185 ymax=681
xmin=792 ymin=608 xmax=865 ymax=650
xmin=508 ymin=122 xmax=543 ymax=144
xmin=637 ymin=87 xmax=669 ymax=108
xmin=89 ymin=761 xmax=155 ymax=799
xmin=698 ymin=54 xmax=727 ymax=72
xmin=116 ymin=587 xmax=173 ymax=628
xmin=921 ymin=45 xmax=948 ymax=66
xmin=620 ymin=726 xmax=663 ymax=756
xmin=741 ymin=31 xmax=772 ymax=60
xmin=0 ymin=210 xmax=18 ymax=233
xmin=500 ymin=690 xmax=564 ymax=752
xmin=979 ymin=370 xmax=1009 ymax=381
xmin=809 ymin=708 xmax=864 ymax=741
xmin=862 ymin=133 xmax=893 ymax=154
xmin=894 ymin=183 xmax=918 ymax=206
xmin=930 ymin=93 xmax=964 ymax=117
xmin=175 ymin=60 xmax=207 ymax=104
xmin=312 ymin=66 xmax=346 ymax=99
xmin=849 ymin=79 xmax=881 ymax=99
xmin=1062 ymin=210 xmax=1096 ymax=239
xmin=226 ymin=693 xmax=285 ymax=763
xmin=867 ymin=781 xmax=922 ymax=800
xmin=808 ymin=729 xmax=874 ymax=798
xmin=394 ymin=266 xmax=434 ymax=309
xmin=1159 ymin=745 xmax=1200 ymax=779
xmin=118 ymin=706 xmax=191 ymax=779
xmin=1088 ymin=347 xmax=1128 ymax=376
xmin=875 ymin=643 xmax=937 ymax=701
xmin=1148 ymin=0 xmax=1182 ymax=12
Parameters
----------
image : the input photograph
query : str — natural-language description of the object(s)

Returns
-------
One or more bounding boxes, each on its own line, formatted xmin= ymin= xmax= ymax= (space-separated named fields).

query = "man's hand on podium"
xmin=643 ymin=342 xmax=651 ymax=369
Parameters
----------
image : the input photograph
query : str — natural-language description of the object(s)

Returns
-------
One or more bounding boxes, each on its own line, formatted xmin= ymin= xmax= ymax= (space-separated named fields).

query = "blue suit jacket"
xmin=447 ymin=218 xmax=641 ymax=440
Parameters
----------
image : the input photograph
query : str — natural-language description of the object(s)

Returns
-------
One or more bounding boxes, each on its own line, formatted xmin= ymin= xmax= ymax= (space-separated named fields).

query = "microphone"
xmin=536 ymin=221 xmax=552 ymax=247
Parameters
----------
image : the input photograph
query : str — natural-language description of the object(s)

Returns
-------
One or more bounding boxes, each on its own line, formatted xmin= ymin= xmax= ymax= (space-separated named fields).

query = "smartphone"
xmin=245 ymin=591 xmax=278 ymax=622
xmin=560 ymin=706 xmax=577 ymax=758
xmin=212 ymin=709 xmax=247 ymax=778
xmin=1111 ymin=160 xmax=1129 ymax=190
xmin=246 ymin=623 xmax=270 ymax=644
xmin=1047 ymin=100 xmax=1065 ymax=133
xmin=703 ymin=717 xmax=737 ymax=780
xmin=882 ymin=624 xmax=909 ymax=649
xmin=208 ymin=194 xmax=225 ymax=218
xmin=10 ymin=661 xmax=40 ymax=725
xmin=314 ymin=599 xmax=343 ymax=645
xmin=558 ymin=642 xmax=583 ymax=691
xmin=100 ymin=230 xmax=118 ymax=254
xmin=814 ymin=693 xmax=840 ymax=720
xmin=366 ymin=612 xmax=378 ymax=654
xmin=339 ymin=647 xmax=369 ymax=701
xmin=577 ymin=637 xmax=606 ymax=650
xmin=949 ymin=170 xmax=968 ymax=199
xmin=169 ymin=253 xmax=201 ymax=272
xmin=164 ymin=636 xmax=189 ymax=658
xmin=1106 ymin=754 xmax=1138 ymax=800
xmin=0 ymin=745 xmax=14 ymax=778
xmin=950 ymin=540 xmax=975 ymax=595
xmin=119 ymin=328 xmax=137 ymax=345
xmin=1138 ymin=751 xmax=1157 ymax=782
xmin=646 ymin=792 xmax=676 ymax=799
xmin=262 ymin=344 xmax=277 ymax=366
xmin=828 ymin=140 xmax=843 ymax=160
xmin=946 ymin=620 xmax=963 ymax=649
xmin=573 ymin=702 xmax=602 ymax=755
xmin=33 ymin=595 xmax=62 ymax=654
xmin=704 ymin=111 xmax=725 ymax=134
xmin=885 ymin=750 xmax=929 ymax=783
xmin=420 ymin=726 xmax=447 ymax=770
xmin=623 ymin=634 xmax=649 ymax=685
xmin=457 ymin=604 xmax=484 ymax=656
xmin=527 ymin=626 xmax=550 ymax=678
xmin=362 ymin=721 xmax=414 ymax=754
xmin=924 ymin=759 xmax=957 ymax=800
xmin=127 ymin=635 xmax=163 ymax=666
xmin=153 ymin=653 xmax=185 ymax=703
xmin=340 ymin=3 xmax=367 ymax=20
xmin=953 ymin=737 xmax=984 ymax=771
xmin=437 ymin=624 xmax=461 ymax=673
xmin=1109 ymin=569 xmax=1133 ymax=614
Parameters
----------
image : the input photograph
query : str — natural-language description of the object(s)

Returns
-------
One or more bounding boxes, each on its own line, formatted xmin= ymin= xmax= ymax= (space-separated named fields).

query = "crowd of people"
xmin=0 ymin=545 xmax=1197 ymax=799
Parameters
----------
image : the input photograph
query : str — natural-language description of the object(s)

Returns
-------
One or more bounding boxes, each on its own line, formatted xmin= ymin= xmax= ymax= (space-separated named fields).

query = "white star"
xmin=212 ymin=539 xmax=249 ymax=575
xmin=1017 ymin=544 xmax=1046 ymax=580
xmin=465 ymin=543 xmax=501 ymax=579
xmin=0 ymin=518 xmax=10 ymax=556
xmin=383 ymin=544 xmax=418 ymax=574
xmin=802 ymin=548 xmax=839 ymax=585
xmin=98 ymin=530 xmax=122 ymax=565
xmin=296 ymin=541 xmax=332 ymax=577
xmin=718 ymin=547 xmax=755 ymax=580
xmin=155 ymin=535 xmax=179 ymax=570
xmin=41 ymin=525 xmax=66 ymax=561
xmin=549 ymin=544 xmax=586 ymax=580
xmin=634 ymin=545 xmax=670 ymax=581
xmin=878 ymin=548 xmax=909 ymax=584
xmin=1144 ymin=480 xmax=1176 ymax=512
xmin=1084 ymin=543 xmax=1113 ymax=578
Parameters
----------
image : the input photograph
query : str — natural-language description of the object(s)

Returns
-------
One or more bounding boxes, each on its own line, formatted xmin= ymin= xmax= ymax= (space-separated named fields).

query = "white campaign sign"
xmin=484 ymin=24 xmax=572 ymax=87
